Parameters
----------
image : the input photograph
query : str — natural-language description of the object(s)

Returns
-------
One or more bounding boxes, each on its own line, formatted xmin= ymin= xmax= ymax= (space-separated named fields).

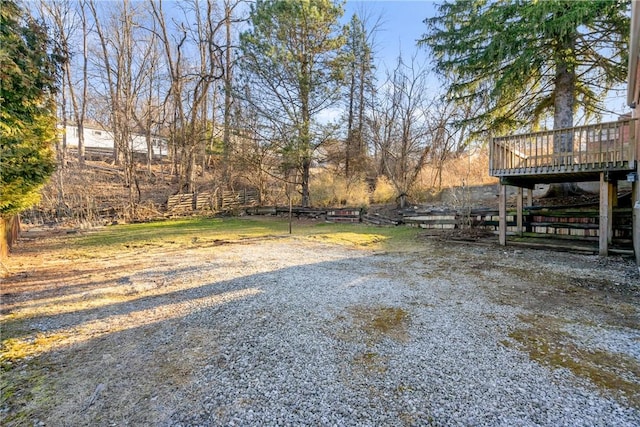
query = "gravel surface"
xmin=2 ymin=236 xmax=639 ymax=426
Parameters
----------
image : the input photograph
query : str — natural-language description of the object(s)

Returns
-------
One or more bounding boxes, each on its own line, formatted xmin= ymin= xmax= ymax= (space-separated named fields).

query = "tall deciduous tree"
xmin=88 ymin=0 xmax=156 ymax=214
xmin=37 ymin=0 xmax=89 ymax=167
xmin=240 ymin=0 xmax=347 ymax=207
xmin=370 ymin=55 xmax=434 ymax=209
xmin=420 ymin=1 xmax=629 ymax=135
xmin=150 ymin=0 xmax=224 ymax=193
xmin=0 ymin=0 xmax=59 ymax=217
xmin=221 ymin=0 xmax=245 ymax=188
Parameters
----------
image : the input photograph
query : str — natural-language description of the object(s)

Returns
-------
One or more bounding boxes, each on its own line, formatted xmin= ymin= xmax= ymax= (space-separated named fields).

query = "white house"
xmin=60 ymin=125 xmax=168 ymax=159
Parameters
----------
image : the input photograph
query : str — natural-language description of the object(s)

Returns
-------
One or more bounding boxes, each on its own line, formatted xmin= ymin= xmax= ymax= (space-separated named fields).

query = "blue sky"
xmin=343 ymin=1 xmax=440 ymax=88
xmin=342 ymin=0 xmax=629 ymax=122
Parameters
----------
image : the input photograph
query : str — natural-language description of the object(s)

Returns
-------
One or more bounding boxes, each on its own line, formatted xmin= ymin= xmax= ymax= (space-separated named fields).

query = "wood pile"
xmin=403 ymin=209 xmax=459 ymax=229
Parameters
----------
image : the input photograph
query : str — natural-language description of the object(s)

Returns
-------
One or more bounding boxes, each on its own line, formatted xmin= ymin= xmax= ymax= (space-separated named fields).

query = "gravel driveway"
xmin=2 ymin=235 xmax=639 ymax=426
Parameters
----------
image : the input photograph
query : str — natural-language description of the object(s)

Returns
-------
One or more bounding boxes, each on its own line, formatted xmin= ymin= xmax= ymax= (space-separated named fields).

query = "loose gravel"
xmin=2 ymin=237 xmax=639 ymax=426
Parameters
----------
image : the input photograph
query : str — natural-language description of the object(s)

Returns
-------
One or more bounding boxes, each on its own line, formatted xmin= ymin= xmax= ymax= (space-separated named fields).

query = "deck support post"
xmin=634 ymin=114 xmax=640 ymax=268
xmin=634 ymin=178 xmax=640 ymax=267
xmin=599 ymin=172 xmax=611 ymax=256
xmin=609 ymin=180 xmax=617 ymax=245
xmin=526 ymin=188 xmax=533 ymax=207
xmin=516 ymin=187 xmax=524 ymax=236
xmin=499 ymin=184 xmax=507 ymax=246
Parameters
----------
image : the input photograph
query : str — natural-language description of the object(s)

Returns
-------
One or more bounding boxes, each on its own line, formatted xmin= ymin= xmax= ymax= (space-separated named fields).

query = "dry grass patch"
xmin=349 ymin=306 xmax=410 ymax=343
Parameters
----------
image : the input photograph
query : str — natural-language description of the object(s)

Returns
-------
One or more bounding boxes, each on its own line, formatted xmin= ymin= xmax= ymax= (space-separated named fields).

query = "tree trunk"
xmin=79 ymin=0 xmax=88 ymax=166
xmin=223 ymin=1 xmax=233 ymax=188
xmin=60 ymin=77 xmax=67 ymax=168
xmin=0 ymin=216 xmax=20 ymax=262
xmin=398 ymin=193 xmax=407 ymax=209
xmin=547 ymin=31 xmax=579 ymax=197
xmin=346 ymin=62 xmax=356 ymax=178
xmin=301 ymin=158 xmax=311 ymax=207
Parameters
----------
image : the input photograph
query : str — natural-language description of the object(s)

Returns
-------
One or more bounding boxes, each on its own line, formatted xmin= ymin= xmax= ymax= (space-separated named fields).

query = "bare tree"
xmin=150 ymin=0 xmax=224 ymax=193
xmin=370 ymin=54 xmax=434 ymax=208
xmin=88 ymin=0 xmax=160 ymax=216
xmin=221 ymin=0 xmax=247 ymax=188
xmin=428 ymin=100 xmax=473 ymax=191
xmin=131 ymin=29 xmax=163 ymax=175
xmin=36 ymin=0 xmax=89 ymax=167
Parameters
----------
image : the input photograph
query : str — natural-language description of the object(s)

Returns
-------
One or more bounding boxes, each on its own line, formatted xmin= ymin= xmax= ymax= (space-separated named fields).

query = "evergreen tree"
xmin=0 ymin=0 xmax=59 ymax=217
xmin=240 ymin=0 xmax=347 ymax=207
xmin=344 ymin=12 xmax=376 ymax=179
xmin=420 ymin=0 xmax=630 ymax=136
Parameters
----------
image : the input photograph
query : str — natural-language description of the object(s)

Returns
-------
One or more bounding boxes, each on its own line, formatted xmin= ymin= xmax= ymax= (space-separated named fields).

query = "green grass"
xmin=72 ymin=217 xmax=285 ymax=248
xmin=66 ymin=217 xmax=423 ymax=254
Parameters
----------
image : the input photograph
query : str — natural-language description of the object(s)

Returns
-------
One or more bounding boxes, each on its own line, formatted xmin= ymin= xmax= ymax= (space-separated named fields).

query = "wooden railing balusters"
xmin=490 ymin=119 xmax=637 ymax=178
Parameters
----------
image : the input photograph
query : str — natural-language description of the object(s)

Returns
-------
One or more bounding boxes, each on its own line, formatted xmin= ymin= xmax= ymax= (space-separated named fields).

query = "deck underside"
xmin=492 ymin=161 xmax=636 ymax=188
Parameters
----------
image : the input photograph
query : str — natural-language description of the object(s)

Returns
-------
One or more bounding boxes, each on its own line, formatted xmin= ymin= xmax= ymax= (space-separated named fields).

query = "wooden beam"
xmin=499 ymin=184 xmax=507 ymax=246
xmin=527 ymin=188 xmax=533 ymax=207
xmin=516 ymin=187 xmax=523 ymax=236
xmin=599 ymin=172 xmax=609 ymax=256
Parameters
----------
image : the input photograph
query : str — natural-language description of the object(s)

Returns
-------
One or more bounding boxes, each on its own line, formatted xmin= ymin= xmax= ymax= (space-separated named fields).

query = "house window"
xmin=93 ymin=130 xmax=102 ymax=136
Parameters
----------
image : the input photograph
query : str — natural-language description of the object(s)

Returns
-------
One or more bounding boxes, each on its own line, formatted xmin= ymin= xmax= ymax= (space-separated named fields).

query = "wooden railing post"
xmin=499 ymin=184 xmax=507 ymax=246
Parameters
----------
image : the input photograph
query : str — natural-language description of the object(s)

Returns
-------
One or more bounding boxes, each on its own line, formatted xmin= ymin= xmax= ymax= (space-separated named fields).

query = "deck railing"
xmin=490 ymin=118 xmax=637 ymax=176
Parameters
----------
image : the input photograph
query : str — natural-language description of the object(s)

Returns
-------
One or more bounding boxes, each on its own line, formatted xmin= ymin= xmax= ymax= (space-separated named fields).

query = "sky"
xmin=342 ymin=0 xmax=630 ymax=122
xmin=343 ymin=0 xmax=439 ymax=88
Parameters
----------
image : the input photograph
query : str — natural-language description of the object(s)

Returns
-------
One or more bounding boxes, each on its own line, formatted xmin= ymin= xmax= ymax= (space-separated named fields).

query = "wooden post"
xmin=499 ymin=184 xmax=507 ymax=246
xmin=634 ymin=115 xmax=640 ymax=268
xmin=634 ymin=178 xmax=640 ymax=267
xmin=527 ymin=188 xmax=533 ymax=207
xmin=608 ymin=180 xmax=617 ymax=245
xmin=516 ymin=187 xmax=523 ymax=236
xmin=599 ymin=172 xmax=609 ymax=256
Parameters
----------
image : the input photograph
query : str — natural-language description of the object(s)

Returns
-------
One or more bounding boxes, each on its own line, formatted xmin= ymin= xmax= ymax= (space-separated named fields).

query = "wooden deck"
xmin=489 ymin=118 xmax=639 ymax=256
xmin=490 ymin=119 xmax=637 ymax=186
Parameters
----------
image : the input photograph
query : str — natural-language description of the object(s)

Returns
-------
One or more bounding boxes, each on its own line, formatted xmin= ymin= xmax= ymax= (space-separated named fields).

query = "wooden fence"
xmin=167 ymin=189 xmax=259 ymax=213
